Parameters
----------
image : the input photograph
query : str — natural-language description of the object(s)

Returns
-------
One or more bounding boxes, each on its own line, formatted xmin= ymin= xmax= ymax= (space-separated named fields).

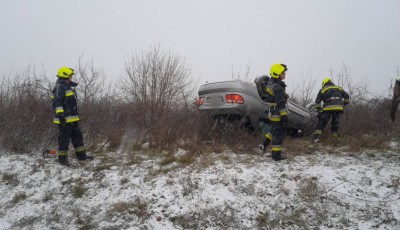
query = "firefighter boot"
xmin=271 ymin=151 xmax=287 ymax=161
xmin=313 ymin=134 xmax=321 ymax=143
xmin=259 ymin=138 xmax=271 ymax=152
xmin=58 ymin=155 xmax=70 ymax=166
xmin=76 ymin=150 xmax=94 ymax=161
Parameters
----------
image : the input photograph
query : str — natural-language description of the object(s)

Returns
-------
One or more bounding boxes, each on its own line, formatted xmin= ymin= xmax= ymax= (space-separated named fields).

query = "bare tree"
xmin=120 ymin=45 xmax=194 ymax=125
xmin=328 ymin=63 xmax=369 ymax=104
xmin=231 ymin=61 xmax=252 ymax=81
xmin=292 ymin=67 xmax=318 ymax=107
xmin=76 ymin=56 xmax=106 ymax=104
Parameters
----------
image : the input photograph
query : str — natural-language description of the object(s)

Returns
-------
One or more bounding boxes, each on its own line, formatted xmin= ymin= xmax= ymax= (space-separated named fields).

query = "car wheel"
xmin=306 ymin=103 xmax=318 ymax=122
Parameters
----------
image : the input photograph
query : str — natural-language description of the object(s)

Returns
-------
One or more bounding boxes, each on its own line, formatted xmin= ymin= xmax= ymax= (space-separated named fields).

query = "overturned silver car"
xmin=197 ymin=77 xmax=316 ymax=134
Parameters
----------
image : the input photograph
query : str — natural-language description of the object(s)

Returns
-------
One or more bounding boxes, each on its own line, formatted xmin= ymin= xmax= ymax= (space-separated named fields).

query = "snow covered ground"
xmin=0 ymin=142 xmax=399 ymax=229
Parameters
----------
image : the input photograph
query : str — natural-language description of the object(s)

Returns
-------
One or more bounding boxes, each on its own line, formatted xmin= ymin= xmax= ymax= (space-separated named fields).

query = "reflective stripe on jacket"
xmin=265 ymin=78 xmax=288 ymax=122
xmin=315 ymin=82 xmax=350 ymax=111
xmin=51 ymin=79 xmax=81 ymax=124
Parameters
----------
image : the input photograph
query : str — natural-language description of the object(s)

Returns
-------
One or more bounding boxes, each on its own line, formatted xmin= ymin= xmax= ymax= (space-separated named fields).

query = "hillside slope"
xmin=1 ymin=143 xmax=399 ymax=229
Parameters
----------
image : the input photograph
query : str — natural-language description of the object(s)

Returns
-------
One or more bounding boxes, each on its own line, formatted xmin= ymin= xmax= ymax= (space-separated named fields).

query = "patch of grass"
xmin=72 ymin=207 xmax=96 ymax=229
xmin=2 ymin=173 xmax=18 ymax=186
xmin=73 ymin=185 xmax=88 ymax=198
xmin=171 ymin=204 xmax=238 ymax=229
xmin=143 ymin=148 xmax=165 ymax=158
xmin=90 ymin=152 xmax=117 ymax=172
xmin=120 ymin=177 xmax=129 ymax=185
xmin=45 ymin=213 xmax=61 ymax=224
xmin=61 ymin=178 xmax=77 ymax=185
xmin=177 ymin=153 xmax=196 ymax=165
xmin=181 ymin=176 xmax=199 ymax=197
xmin=146 ymin=168 xmax=174 ymax=180
xmin=78 ymin=224 xmax=96 ymax=230
xmin=107 ymin=198 xmax=151 ymax=223
xmin=93 ymin=164 xmax=111 ymax=172
xmin=160 ymin=155 xmax=176 ymax=166
xmin=331 ymin=135 xmax=387 ymax=152
xmin=298 ymin=177 xmax=322 ymax=201
xmin=13 ymin=216 xmax=40 ymax=228
xmin=197 ymin=156 xmax=215 ymax=169
xmin=255 ymin=211 xmax=270 ymax=228
xmin=285 ymin=138 xmax=316 ymax=155
xmin=170 ymin=214 xmax=199 ymax=229
xmin=127 ymin=155 xmax=143 ymax=166
xmin=12 ymin=193 xmax=27 ymax=204
xmin=256 ymin=206 xmax=309 ymax=229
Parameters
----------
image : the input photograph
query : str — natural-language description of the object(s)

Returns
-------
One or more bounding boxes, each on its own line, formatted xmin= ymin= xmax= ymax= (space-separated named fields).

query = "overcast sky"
xmin=1 ymin=0 xmax=399 ymax=95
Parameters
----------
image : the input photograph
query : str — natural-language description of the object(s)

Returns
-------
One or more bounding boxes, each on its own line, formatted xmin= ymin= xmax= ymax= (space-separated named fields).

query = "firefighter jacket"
xmin=264 ymin=78 xmax=289 ymax=122
xmin=315 ymin=82 xmax=350 ymax=111
xmin=51 ymin=79 xmax=81 ymax=124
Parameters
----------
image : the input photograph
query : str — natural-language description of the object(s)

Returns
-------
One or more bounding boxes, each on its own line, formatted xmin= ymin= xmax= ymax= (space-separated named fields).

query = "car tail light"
xmin=225 ymin=94 xmax=244 ymax=104
xmin=197 ymin=97 xmax=205 ymax=106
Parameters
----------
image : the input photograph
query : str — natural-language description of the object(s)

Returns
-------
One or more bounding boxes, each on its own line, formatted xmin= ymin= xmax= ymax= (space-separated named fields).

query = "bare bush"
xmin=0 ymin=66 xmax=53 ymax=152
xmin=73 ymin=57 xmax=123 ymax=149
xmin=292 ymin=67 xmax=318 ymax=107
xmin=326 ymin=64 xmax=396 ymax=135
xmin=120 ymin=45 xmax=194 ymax=127
xmin=114 ymin=46 xmax=221 ymax=150
xmin=328 ymin=63 xmax=368 ymax=103
xmin=292 ymin=63 xmax=400 ymax=140
xmin=76 ymin=55 xmax=107 ymax=104
xmin=2 ymin=57 xmax=396 ymax=156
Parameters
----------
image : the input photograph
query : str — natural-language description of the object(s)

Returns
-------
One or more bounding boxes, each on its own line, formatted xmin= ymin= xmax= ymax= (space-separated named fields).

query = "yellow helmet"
xmin=270 ymin=64 xmax=287 ymax=78
xmin=322 ymin=78 xmax=331 ymax=87
xmin=57 ymin=67 xmax=74 ymax=78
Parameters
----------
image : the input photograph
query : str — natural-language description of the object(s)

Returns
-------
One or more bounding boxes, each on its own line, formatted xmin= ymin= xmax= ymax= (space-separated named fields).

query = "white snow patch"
xmin=142 ymin=142 xmax=150 ymax=149
xmin=0 ymin=148 xmax=399 ymax=229
xmin=389 ymin=141 xmax=398 ymax=149
xmin=174 ymin=148 xmax=187 ymax=158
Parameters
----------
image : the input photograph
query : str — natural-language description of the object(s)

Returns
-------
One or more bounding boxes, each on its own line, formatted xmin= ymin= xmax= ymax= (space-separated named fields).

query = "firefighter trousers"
xmin=315 ymin=111 xmax=343 ymax=135
xmin=270 ymin=122 xmax=285 ymax=155
xmin=58 ymin=122 xmax=85 ymax=154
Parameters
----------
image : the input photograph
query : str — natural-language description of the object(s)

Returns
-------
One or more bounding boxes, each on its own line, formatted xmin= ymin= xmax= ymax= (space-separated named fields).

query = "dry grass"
xmin=12 ymin=193 xmax=27 ymax=204
xmin=171 ymin=204 xmax=238 ymax=229
xmin=337 ymin=135 xmax=389 ymax=152
xmin=298 ymin=177 xmax=322 ymax=201
xmin=106 ymin=198 xmax=151 ymax=224
xmin=72 ymin=184 xmax=88 ymax=198
xmin=0 ymin=64 xmax=398 ymax=158
xmin=2 ymin=173 xmax=19 ymax=186
xmin=13 ymin=216 xmax=41 ymax=229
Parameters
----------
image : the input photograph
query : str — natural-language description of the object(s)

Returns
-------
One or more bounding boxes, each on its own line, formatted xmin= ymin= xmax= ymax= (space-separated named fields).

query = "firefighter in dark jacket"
xmin=259 ymin=64 xmax=289 ymax=161
xmin=390 ymin=77 xmax=400 ymax=122
xmin=52 ymin=67 xmax=93 ymax=165
xmin=313 ymin=78 xmax=350 ymax=142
